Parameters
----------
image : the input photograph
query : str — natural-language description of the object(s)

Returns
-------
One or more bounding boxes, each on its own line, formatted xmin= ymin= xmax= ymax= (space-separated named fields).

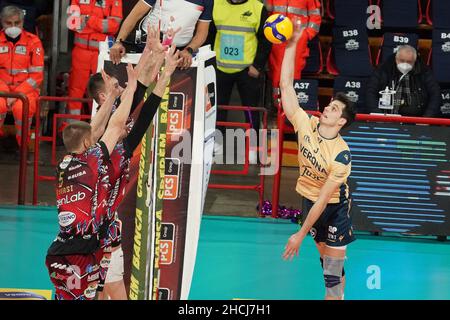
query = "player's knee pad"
xmin=105 ymin=247 xmax=124 ymax=283
xmin=320 ymin=257 xmax=345 ymax=276
xmin=323 ymin=255 xmax=345 ymax=298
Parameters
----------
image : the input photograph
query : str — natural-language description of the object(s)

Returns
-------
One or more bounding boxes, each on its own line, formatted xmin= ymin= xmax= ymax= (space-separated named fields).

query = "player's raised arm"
xmin=122 ymin=45 xmax=182 ymax=157
xmin=101 ymin=63 xmax=138 ymax=154
xmin=90 ymin=70 xmax=122 ymax=142
xmin=279 ymin=18 xmax=306 ymax=120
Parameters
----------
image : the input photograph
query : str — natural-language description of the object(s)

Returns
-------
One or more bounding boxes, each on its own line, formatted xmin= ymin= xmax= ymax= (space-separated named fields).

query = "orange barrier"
xmin=0 ymin=92 xmax=29 ymax=205
xmin=33 ymin=96 xmax=92 ymax=205
xmin=208 ymin=105 xmax=268 ymax=216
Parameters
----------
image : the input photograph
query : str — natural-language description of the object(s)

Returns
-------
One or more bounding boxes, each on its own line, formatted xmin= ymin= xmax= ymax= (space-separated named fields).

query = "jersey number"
xmin=223 ymin=47 xmax=239 ymax=56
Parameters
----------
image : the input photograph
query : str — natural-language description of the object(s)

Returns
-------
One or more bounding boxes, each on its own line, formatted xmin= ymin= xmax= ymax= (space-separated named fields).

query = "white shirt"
xmin=141 ymin=0 xmax=212 ymax=47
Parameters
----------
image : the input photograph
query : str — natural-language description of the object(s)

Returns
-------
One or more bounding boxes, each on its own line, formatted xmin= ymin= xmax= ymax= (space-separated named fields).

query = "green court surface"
xmin=1 ymin=206 xmax=449 ymax=300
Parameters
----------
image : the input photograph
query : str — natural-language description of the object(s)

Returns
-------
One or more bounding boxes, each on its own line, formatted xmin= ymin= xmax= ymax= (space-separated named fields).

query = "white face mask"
xmin=4 ymin=26 xmax=22 ymax=39
xmin=397 ymin=62 xmax=413 ymax=75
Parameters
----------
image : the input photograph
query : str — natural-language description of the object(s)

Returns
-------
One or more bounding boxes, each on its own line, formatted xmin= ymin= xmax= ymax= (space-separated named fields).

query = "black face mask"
xmin=227 ymin=0 xmax=248 ymax=4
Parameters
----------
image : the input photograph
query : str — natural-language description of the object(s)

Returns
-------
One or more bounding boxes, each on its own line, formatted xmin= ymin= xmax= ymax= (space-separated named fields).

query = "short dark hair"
xmin=87 ymin=73 xmax=105 ymax=103
xmin=63 ymin=121 xmax=92 ymax=152
xmin=333 ymin=92 xmax=356 ymax=129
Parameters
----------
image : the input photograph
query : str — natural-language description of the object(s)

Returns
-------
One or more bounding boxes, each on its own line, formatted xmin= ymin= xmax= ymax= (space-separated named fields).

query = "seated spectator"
xmin=0 ymin=5 xmax=44 ymax=151
xmin=366 ymin=45 xmax=441 ymax=117
xmin=0 ymin=0 xmax=52 ymax=34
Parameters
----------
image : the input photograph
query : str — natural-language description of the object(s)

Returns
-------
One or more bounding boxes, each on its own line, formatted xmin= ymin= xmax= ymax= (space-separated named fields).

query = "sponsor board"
xmin=0 ymin=289 xmax=52 ymax=300
xmin=158 ymin=49 xmax=217 ymax=300
xmin=97 ymin=45 xmax=216 ymax=299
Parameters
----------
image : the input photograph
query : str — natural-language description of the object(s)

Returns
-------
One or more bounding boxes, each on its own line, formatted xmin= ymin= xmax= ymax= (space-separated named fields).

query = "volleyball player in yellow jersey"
xmin=280 ymin=19 xmax=356 ymax=300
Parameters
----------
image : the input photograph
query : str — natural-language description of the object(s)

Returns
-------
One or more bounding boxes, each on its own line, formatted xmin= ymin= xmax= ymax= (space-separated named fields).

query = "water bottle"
xmin=378 ymin=86 xmax=396 ymax=111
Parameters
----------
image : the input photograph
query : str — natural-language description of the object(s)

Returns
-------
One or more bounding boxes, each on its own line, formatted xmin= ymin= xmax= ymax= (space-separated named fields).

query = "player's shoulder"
xmin=111 ymin=142 xmax=126 ymax=157
xmin=85 ymin=143 xmax=104 ymax=158
xmin=58 ymin=154 xmax=74 ymax=170
xmin=334 ymin=138 xmax=351 ymax=165
xmin=294 ymin=107 xmax=316 ymax=123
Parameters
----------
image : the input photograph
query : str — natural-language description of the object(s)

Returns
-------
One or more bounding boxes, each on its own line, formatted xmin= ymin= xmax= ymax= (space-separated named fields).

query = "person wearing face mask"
xmin=0 ymin=0 xmax=52 ymax=34
xmin=0 ymin=5 xmax=44 ymax=150
xmin=366 ymin=45 xmax=441 ymax=117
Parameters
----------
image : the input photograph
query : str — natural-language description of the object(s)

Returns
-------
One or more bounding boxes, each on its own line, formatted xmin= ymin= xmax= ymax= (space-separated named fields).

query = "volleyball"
xmin=263 ymin=14 xmax=293 ymax=44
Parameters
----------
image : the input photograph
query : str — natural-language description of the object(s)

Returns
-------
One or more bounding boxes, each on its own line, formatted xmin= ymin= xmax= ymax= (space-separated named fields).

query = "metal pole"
xmin=0 ymin=92 xmax=30 ymax=205
xmin=49 ymin=0 xmax=61 ymax=97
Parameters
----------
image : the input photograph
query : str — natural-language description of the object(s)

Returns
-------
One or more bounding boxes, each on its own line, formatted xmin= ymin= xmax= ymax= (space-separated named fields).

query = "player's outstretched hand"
xmin=289 ymin=17 xmax=306 ymax=44
xmin=101 ymin=69 xmax=122 ymax=98
xmin=163 ymin=44 xmax=182 ymax=77
xmin=125 ymin=63 xmax=138 ymax=93
xmin=282 ymin=232 xmax=303 ymax=260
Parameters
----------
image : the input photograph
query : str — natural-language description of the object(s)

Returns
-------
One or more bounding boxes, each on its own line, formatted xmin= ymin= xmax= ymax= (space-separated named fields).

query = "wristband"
xmin=185 ymin=47 xmax=194 ymax=55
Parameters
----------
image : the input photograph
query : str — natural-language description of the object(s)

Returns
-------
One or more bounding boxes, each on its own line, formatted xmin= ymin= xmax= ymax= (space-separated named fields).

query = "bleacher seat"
xmin=377 ymin=32 xmax=419 ymax=65
xmin=327 ymin=26 xmax=373 ymax=77
xmin=382 ymin=0 xmax=421 ymax=28
xmin=426 ymin=0 xmax=450 ymax=28
xmin=430 ymin=29 xmax=450 ymax=83
xmin=303 ymin=36 xmax=323 ymax=75
xmin=333 ymin=76 xmax=369 ymax=113
xmin=328 ymin=0 xmax=370 ymax=28
xmin=440 ymin=89 xmax=450 ymax=118
xmin=293 ymin=79 xmax=319 ymax=111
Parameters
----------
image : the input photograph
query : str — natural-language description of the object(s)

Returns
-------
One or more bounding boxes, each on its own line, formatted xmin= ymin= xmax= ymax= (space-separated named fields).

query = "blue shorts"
xmin=302 ymin=198 xmax=356 ymax=247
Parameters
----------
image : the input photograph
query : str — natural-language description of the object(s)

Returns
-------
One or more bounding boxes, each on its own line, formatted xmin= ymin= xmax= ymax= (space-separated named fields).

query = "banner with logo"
xmin=157 ymin=53 xmax=216 ymax=300
xmin=97 ymin=46 xmax=216 ymax=299
xmin=0 ymin=288 xmax=52 ymax=300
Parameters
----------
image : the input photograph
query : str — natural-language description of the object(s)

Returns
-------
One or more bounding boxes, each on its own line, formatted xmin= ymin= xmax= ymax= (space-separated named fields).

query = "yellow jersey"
xmin=287 ymin=108 xmax=352 ymax=204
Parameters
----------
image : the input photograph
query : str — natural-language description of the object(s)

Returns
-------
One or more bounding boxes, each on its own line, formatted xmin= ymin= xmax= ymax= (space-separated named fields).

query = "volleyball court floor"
xmin=1 ymin=205 xmax=449 ymax=300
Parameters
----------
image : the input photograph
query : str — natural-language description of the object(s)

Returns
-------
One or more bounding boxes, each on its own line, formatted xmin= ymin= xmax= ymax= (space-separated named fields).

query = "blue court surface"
xmin=1 ymin=206 xmax=449 ymax=300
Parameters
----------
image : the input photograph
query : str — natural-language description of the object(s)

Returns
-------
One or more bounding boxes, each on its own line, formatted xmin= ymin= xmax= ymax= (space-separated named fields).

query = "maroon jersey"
xmin=100 ymin=142 xmax=131 ymax=249
xmin=48 ymin=142 xmax=111 ymax=256
xmin=45 ymin=250 xmax=104 ymax=300
xmin=108 ymin=142 xmax=131 ymax=213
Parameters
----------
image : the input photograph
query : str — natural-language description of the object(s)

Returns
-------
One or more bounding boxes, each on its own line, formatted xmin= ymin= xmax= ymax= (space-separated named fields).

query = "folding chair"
xmin=293 ymin=79 xmax=319 ymax=111
xmin=333 ymin=76 xmax=369 ymax=113
xmin=303 ymin=36 xmax=323 ymax=76
xmin=376 ymin=32 xmax=419 ymax=65
xmin=327 ymin=26 xmax=373 ymax=77
xmin=426 ymin=0 xmax=450 ymax=28
xmin=429 ymin=29 xmax=450 ymax=83
xmin=381 ymin=0 xmax=421 ymax=28
xmin=327 ymin=0 xmax=370 ymax=27
xmin=440 ymin=89 xmax=450 ymax=118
